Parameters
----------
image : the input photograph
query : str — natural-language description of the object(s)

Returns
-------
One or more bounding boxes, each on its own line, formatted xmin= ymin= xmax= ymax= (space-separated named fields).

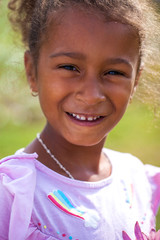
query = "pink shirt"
xmin=0 ymin=149 xmax=160 ymax=240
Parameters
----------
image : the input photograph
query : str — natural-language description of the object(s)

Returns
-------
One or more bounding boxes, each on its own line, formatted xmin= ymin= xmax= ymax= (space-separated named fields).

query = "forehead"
xmin=41 ymin=7 xmax=139 ymax=64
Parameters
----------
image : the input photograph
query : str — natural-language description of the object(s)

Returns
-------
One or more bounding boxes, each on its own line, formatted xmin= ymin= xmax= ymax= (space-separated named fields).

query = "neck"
xmin=41 ymin=124 xmax=110 ymax=178
xmin=44 ymin=123 xmax=106 ymax=164
xmin=26 ymin=122 xmax=111 ymax=181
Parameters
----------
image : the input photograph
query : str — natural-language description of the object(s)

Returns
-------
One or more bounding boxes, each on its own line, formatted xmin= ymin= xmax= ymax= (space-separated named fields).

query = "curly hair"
xmin=8 ymin=0 xmax=160 ymax=110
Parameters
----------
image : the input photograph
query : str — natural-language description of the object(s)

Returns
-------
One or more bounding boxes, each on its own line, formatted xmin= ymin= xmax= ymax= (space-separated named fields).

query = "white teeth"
xmin=70 ymin=113 xmax=101 ymax=121
xmin=88 ymin=117 xmax=94 ymax=121
xmin=80 ymin=116 xmax=86 ymax=121
xmin=76 ymin=115 xmax=81 ymax=119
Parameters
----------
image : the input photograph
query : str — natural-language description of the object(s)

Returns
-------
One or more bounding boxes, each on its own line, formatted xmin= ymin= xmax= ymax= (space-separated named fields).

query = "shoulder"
xmin=0 ymin=152 xmax=38 ymax=185
xmin=103 ymin=148 xmax=144 ymax=171
xmin=104 ymin=147 xmax=160 ymax=180
xmin=0 ymin=151 xmax=38 ymax=176
xmin=0 ymin=151 xmax=38 ymax=194
xmin=0 ymin=151 xmax=38 ymax=165
xmin=104 ymin=148 xmax=160 ymax=215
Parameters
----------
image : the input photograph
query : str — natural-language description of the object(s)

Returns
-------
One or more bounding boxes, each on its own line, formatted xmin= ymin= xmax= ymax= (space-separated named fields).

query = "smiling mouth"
xmin=66 ymin=112 xmax=105 ymax=122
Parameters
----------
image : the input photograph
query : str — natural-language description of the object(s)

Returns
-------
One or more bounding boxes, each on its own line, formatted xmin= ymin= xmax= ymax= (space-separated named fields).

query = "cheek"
xmin=106 ymin=80 xmax=133 ymax=104
xmin=37 ymin=80 xmax=71 ymax=120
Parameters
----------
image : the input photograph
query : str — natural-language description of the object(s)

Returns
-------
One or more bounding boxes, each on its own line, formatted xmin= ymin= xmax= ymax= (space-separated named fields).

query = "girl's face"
xmin=26 ymin=8 xmax=140 ymax=146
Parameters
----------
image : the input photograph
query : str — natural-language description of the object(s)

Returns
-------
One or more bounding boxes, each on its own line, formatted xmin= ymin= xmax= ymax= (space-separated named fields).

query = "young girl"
xmin=0 ymin=0 xmax=160 ymax=239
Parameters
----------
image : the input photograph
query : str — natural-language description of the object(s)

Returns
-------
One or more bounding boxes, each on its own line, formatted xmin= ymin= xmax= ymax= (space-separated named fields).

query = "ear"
xmin=24 ymin=50 xmax=38 ymax=93
xmin=130 ymin=68 xmax=143 ymax=98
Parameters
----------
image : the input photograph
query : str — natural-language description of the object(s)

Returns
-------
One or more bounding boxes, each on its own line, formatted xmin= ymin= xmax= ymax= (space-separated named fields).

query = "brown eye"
xmin=106 ymin=70 xmax=124 ymax=76
xmin=59 ymin=65 xmax=78 ymax=72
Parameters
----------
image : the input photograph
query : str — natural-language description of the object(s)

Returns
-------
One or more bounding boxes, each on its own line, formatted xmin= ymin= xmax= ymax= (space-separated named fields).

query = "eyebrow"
xmin=49 ymin=51 xmax=85 ymax=60
xmin=105 ymin=58 xmax=133 ymax=69
xmin=49 ymin=51 xmax=133 ymax=69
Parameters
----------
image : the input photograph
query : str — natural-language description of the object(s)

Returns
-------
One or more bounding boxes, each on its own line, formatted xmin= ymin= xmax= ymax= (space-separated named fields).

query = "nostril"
xmin=75 ymin=91 xmax=106 ymax=105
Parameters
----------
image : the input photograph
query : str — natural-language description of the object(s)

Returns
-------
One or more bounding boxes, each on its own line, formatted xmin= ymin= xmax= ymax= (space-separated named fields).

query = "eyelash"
xmin=58 ymin=64 xmax=79 ymax=72
xmin=105 ymin=70 xmax=124 ymax=76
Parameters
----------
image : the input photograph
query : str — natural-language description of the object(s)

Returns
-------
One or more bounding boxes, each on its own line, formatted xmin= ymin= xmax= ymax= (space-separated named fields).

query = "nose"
xmin=75 ymin=74 xmax=106 ymax=105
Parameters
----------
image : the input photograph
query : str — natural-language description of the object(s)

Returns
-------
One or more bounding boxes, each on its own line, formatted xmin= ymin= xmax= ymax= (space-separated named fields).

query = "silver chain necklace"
xmin=36 ymin=133 xmax=74 ymax=179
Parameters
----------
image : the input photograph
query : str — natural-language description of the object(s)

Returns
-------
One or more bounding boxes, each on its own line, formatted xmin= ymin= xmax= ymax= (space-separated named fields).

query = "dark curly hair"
xmin=8 ymin=0 xmax=160 ymax=109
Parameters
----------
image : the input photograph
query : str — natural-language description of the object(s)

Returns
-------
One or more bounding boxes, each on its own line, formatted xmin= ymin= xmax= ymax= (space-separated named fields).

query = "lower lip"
xmin=66 ymin=113 xmax=106 ymax=127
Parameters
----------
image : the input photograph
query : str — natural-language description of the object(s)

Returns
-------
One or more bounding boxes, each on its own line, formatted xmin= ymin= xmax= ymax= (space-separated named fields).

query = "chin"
xmin=65 ymin=134 xmax=106 ymax=147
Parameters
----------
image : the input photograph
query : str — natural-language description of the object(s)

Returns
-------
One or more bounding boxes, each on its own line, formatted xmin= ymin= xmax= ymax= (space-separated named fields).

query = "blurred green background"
xmin=0 ymin=0 xmax=160 ymax=230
